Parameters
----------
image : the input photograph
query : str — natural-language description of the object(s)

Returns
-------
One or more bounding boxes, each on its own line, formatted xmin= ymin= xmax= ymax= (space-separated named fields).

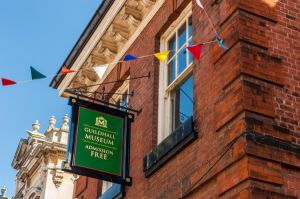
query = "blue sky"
xmin=0 ymin=0 xmax=101 ymax=196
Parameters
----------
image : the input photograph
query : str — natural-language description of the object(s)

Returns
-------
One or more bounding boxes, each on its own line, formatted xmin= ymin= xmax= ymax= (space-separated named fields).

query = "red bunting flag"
xmin=187 ymin=44 xmax=204 ymax=61
xmin=61 ymin=67 xmax=76 ymax=75
xmin=1 ymin=78 xmax=16 ymax=86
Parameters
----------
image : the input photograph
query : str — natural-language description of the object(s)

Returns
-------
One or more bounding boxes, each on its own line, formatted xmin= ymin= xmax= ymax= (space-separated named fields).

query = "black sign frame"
xmin=62 ymin=97 xmax=133 ymax=185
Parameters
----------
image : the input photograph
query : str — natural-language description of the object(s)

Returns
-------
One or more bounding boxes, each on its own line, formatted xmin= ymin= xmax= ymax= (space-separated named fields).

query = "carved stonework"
xmin=0 ymin=186 xmax=10 ymax=199
xmin=52 ymin=170 xmax=64 ymax=188
xmin=67 ymin=0 xmax=158 ymax=92
xmin=12 ymin=116 xmax=74 ymax=199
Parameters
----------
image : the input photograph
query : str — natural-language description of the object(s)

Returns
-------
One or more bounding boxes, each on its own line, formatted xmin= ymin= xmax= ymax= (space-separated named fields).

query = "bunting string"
xmin=67 ymin=72 xmax=151 ymax=91
xmin=204 ymin=9 xmax=218 ymax=34
xmin=195 ymin=0 xmax=228 ymax=50
xmin=1 ymin=36 xmax=227 ymax=87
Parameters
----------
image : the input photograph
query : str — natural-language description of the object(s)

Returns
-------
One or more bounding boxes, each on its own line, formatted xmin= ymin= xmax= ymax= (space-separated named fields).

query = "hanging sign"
xmin=62 ymin=97 xmax=133 ymax=185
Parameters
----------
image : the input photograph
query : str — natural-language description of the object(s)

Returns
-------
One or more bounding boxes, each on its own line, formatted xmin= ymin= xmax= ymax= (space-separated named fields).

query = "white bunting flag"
xmin=93 ymin=64 xmax=109 ymax=79
xmin=196 ymin=0 xmax=204 ymax=9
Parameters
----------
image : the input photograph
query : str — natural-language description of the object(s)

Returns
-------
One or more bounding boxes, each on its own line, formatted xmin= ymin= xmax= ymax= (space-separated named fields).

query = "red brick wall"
xmin=74 ymin=176 xmax=101 ymax=199
xmin=75 ymin=0 xmax=300 ymax=198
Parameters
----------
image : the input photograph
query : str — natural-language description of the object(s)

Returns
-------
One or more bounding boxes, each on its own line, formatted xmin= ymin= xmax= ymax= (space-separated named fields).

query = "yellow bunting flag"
xmin=154 ymin=51 xmax=170 ymax=62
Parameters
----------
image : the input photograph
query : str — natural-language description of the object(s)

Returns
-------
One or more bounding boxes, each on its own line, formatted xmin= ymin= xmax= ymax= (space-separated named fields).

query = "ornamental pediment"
xmin=54 ymin=0 xmax=164 ymax=96
xmin=12 ymin=139 xmax=28 ymax=169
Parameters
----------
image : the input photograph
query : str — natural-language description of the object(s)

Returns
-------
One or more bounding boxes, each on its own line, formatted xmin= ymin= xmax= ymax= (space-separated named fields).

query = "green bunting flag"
xmin=30 ymin=66 xmax=46 ymax=80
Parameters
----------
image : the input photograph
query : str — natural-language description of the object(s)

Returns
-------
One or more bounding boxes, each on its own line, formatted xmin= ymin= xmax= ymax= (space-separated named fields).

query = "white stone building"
xmin=0 ymin=186 xmax=10 ymax=199
xmin=11 ymin=115 xmax=75 ymax=199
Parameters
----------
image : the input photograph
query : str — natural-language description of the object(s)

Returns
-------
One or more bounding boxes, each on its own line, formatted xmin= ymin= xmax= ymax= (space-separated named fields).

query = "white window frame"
xmin=109 ymin=79 xmax=130 ymax=108
xmin=157 ymin=3 xmax=193 ymax=144
xmin=101 ymin=181 xmax=113 ymax=195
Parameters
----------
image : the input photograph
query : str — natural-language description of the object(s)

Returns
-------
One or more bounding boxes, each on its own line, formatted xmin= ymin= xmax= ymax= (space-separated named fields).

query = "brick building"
xmin=50 ymin=0 xmax=300 ymax=198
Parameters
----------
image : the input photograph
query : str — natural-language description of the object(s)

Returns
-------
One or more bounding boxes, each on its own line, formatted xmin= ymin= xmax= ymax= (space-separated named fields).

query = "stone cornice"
xmin=51 ymin=0 xmax=165 ymax=97
xmin=14 ymin=184 xmax=25 ymax=198
xmin=15 ymin=140 xmax=67 ymax=179
xmin=50 ymin=0 xmax=114 ymax=89
xmin=12 ymin=139 xmax=28 ymax=169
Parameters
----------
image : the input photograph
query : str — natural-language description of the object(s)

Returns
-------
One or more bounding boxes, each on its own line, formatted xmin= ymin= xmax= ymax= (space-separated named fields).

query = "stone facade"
xmin=12 ymin=116 xmax=75 ymax=199
xmin=51 ymin=0 xmax=300 ymax=198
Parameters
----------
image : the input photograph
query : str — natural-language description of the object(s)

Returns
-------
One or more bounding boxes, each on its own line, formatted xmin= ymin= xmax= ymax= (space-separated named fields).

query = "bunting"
xmin=0 ymin=37 xmax=227 ymax=88
xmin=1 ymin=78 xmax=16 ymax=86
xmin=61 ymin=67 xmax=76 ymax=75
xmin=93 ymin=64 xmax=109 ymax=79
xmin=30 ymin=66 xmax=46 ymax=80
xmin=187 ymin=44 xmax=203 ymax=61
xmin=154 ymin=51 xmax=170 ymax=62
xmin=215 ymin=33 xmax=228 ymax=50
xmin=124 ymin=54 xmax=138 ymax=61
xmin=196 ymin=0 xmax=204 ymax=9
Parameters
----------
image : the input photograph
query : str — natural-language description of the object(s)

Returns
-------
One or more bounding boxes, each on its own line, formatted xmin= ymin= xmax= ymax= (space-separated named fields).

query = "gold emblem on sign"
xmin=95 ymin=116 xmax=107 ymax=128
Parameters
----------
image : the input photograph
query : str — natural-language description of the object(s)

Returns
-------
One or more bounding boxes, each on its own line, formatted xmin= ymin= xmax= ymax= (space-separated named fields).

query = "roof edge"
xmin=50 ymin=0 xmax=114 ymax=89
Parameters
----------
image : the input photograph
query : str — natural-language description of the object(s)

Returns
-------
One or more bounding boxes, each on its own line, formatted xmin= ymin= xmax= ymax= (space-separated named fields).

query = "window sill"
xmin=143 ymin=117 xmax=197 ymax=177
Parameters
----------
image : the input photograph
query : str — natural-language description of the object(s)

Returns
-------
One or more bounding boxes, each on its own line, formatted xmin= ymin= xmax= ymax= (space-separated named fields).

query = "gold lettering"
xmin=90 ymin=151 xmax=108 ymax=160
xmin=84 ymin=127 xmax=116 ymax=140
xmin=85 ymin=145 xmax=114 ymax=155
xmin=84 ymin=134 xmax=114 ymax=146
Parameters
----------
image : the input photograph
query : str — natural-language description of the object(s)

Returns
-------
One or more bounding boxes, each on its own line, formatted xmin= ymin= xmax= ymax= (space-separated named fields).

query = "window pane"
xmin=99 ymin=183 xmax=122 ymax=199
xmin=168 ymin=35 xmax=176 ymax=59
xmin=178 ymin=24 xmax=186 ymax=48
xmin=173 ymin=76 xmax=193 ymax=129
xmin=188 ymin=16 xmax=192 ymax=38
xmin=177 ymin=48 xmax=187 ymax=75
xmin=168 ymin=60 xmax=176 ymax=84
xmin=120 ymin=100 xmax=127 ymax=110
xmin=102 ymin=181 xmax=113 ymax=195
xmin=120 ymin=89 xmax=129 ymax=111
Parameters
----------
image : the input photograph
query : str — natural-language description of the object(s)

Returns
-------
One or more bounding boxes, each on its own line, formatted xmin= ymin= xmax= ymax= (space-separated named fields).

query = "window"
xmin=144 ymin=2 xmax=196 ymax=177
xmin=99 ymin=183 xmax=122 ymax=199
xmin=110 ymin=80 xmax=130 ymax=111
xmin=170 ymin=76 xmax=193 ymax=130
xmin=116 ymin=88 xmax=129 ymax=111
xmin=167 ymin=16 xmax=193 ymax=85
xmin=158 ymin=3 xmax=194 ymax=143
xmin=101 ymin=181 xmax=113 ymax=195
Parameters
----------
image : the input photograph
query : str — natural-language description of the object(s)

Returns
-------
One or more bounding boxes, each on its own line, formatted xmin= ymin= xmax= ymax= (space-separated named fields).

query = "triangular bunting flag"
xmin=187 ymin=44 xmax=203 ymax=61
xmin=93 ymin=64 xmax=109 ymax=79
xmin=1 ymin=78 xmax=16 ymax=86
xmin=61 ymin=67 xmax=76 ymax=75
xmin=124 ymin=54 xmax=138 ymax=61
xmin=30 ymin=66 xmax=46 ymax=80
xmin=215 ymin=33 xmax=228 ymax=50
xmin=196 ymin=0 xmax=204 ymax=9
xmin=154 ymin=51 xmax=170 ymax=62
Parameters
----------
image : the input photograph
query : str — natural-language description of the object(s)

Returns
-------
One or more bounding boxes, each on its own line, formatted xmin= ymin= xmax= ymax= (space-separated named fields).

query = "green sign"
xmin=74 ymin=107 xmax=124 ymax=176
xmin=63 ymin=98 xmax=133 ymax=185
